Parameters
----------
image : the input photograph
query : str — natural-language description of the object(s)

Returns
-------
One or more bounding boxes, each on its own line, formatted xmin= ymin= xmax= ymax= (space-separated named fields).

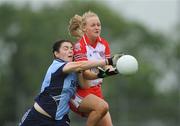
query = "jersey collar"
xmin=83 ymin=34 xmax=102 ymax=48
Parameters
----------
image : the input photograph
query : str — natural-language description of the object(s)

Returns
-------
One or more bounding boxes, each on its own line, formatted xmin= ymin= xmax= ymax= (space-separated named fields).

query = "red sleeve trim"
xmin=100 ymin=37 xmax=111 ymax=58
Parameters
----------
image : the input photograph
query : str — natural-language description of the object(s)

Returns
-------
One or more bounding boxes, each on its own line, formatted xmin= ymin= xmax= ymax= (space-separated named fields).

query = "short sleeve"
xmin=103 ymin=39 xmax=111 ymax=58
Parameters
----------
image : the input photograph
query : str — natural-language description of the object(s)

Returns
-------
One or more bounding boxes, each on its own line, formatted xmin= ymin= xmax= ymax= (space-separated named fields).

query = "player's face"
xmin=56 ymin=42 xmax=74 ymax=62
xmin=84 ymin=16 xmax=101 ymax=40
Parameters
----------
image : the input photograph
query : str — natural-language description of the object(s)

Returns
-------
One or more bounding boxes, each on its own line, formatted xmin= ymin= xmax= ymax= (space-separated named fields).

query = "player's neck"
xmin=89 ymin=37 xmax=96 ymax=45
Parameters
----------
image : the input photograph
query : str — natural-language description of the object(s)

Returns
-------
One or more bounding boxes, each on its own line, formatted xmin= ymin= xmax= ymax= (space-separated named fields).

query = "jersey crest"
xmin=99 ymin=51 xmax=105 ymax=58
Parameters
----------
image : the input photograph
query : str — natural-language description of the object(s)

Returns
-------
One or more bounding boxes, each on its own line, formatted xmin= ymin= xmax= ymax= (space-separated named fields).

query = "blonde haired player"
xmin=69 ymin=11 xmax=121 ymax=126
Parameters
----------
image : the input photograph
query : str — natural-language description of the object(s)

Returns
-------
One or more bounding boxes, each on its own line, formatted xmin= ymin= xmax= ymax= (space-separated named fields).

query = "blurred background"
xmin=0 ymin=0 xmax=179 ymax=126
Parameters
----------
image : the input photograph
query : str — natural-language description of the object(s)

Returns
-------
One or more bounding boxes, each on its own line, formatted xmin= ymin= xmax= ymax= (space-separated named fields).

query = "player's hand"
xmin=97 ymin=67 xmax=118 ymax=78
xmin=107 ymin=53 xmax=124 ymax=66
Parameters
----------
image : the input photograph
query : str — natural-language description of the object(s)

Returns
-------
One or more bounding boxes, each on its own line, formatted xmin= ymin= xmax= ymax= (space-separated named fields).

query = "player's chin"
xmin=93 ymin=34 xmax=100 ymax=38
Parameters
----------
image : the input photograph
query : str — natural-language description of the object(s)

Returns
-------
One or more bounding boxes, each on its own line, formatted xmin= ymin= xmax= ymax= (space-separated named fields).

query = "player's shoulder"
xmin=99 ymin=37 xmax=109 ymax=46
xmin=47 ymin=59 xmax=66 ymax=73
xmin=52 ymin=59 xmax=66 ymax=67
xmin=74 ymin=38 xmax=86 ymax=52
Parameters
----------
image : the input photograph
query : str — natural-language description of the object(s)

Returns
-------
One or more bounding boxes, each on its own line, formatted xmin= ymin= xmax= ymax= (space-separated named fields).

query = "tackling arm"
xmin=62 ymin=60 xmax=107 ymax=73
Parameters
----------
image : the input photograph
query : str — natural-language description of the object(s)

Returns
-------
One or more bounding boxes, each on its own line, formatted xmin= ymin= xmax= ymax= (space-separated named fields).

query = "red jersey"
xmin=74 ymin=34 xmax=111 ymax=87
xmin=69 ymin=34 xmax=111 ymax=114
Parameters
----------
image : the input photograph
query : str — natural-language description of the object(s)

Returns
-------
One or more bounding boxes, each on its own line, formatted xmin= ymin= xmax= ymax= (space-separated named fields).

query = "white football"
xmin=116 ymin=55 xmax=138 ymax=75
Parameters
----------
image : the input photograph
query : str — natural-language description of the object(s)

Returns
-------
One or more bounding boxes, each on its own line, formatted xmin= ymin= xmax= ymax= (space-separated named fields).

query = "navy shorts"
xmin=19 ymin=107 xmax=70 ymax=126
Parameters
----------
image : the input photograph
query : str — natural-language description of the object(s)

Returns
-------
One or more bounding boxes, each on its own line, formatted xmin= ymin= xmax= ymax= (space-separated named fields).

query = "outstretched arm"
xmin=62 ymin=60 xmax=107 ymax=73
xmin=81 ymin=53 xmax=124 ymax=79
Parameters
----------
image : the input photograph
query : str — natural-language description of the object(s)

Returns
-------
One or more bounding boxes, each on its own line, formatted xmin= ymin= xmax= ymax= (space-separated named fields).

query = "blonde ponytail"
xmin=68 ymin=14 xmax=84 ymax=39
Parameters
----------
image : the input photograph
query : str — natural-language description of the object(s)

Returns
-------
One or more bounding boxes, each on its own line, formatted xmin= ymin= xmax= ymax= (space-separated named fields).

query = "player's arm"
xmin=82 ymin=53 xmax=124 ymax=79
xmin=82 ymin=66 xmax=118 ymax=79
xmin=82 ymin=69 xmax=98 ymax=80
xmin=78 ymin=72 xmax=90 ymax=88
xmin=103 ymin=39 xmax=114 ymax=69
xmin=63 ymin=53 xmax=122 ymax=74
xmin=62 ymin=60 xmax=107 ymax=73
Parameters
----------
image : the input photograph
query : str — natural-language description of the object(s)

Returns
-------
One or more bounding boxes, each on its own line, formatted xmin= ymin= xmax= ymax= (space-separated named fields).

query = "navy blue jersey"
xmin=35 ymin=59 xmax=78 ymax=120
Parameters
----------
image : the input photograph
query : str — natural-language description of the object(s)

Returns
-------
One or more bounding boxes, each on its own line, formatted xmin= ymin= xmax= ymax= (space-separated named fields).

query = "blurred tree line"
xmin=0 ymin=0 xmax=179 ymax=126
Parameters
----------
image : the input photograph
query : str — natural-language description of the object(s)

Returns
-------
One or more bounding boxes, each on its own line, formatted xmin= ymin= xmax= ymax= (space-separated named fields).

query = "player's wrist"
xmin=105 ymin=59 xmax=109 ymax=65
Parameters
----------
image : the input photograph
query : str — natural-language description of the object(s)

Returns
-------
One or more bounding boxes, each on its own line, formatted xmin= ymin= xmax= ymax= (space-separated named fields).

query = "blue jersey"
xmin=35 ymin=59 xmax=78 ymax=120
